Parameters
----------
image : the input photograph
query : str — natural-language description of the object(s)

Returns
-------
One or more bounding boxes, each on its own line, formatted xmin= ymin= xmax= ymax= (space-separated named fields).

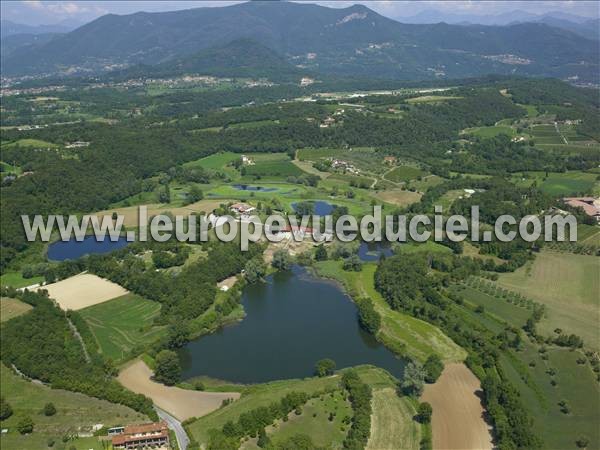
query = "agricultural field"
xmin=0 ymin=297 xmax=32 ymax=322
xmin=0 ymin=364 xmax=147 ymax=450
xmin=79 ymin=294 xmax=166 ymax=362
xmin=406 ymin=95 xmax=461 ymax=104
xmin=384 ymin=165 xmax=427 ymax=183
xmin=183 ymin=151 xmax=239 ymax=171
xmin=497 ymin=251 xmax=600 ymax=350
xmin=37 ymin=274 xmax=129 ymax=311
xmin=511 ymin=171 xmax=597 ymax=196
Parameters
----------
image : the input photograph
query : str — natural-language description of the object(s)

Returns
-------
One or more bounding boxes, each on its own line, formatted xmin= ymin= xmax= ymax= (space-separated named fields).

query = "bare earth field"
xmin=421 ymin=363 xmax=493 ymax=450
xmin=36 ymin=273 xmax=128 ymax=310
xmin=95 ymin=199 xmax=224 ymax=227
xmin=118 ymin=360 xmax=240 ymax=421
xmin=377 ymin=189 xmax=422 ymax=207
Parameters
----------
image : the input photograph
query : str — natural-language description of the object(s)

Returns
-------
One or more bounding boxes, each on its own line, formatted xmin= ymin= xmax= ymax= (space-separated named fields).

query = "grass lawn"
xmin=297 ymin=148 xmax=350 ymax=161
xmin=497 ymin=251 xmax=599 ymax=350
xmin=79 ymin=294 xmax=166 ymax=362
xmin=366 ymin=388 xmax=420 ymax=450
xmin=3 ymin=138 xmax=59 ymax=149
xmin=0 ymin=272 xmax=43 ymax=289
xmin=0 ymin=364 xmax=146 ymax=450
xmin=243 ymin=160 xmax=305 ymax=179
xmin=0 ymin=297 xmax=32 ymax=322
xmin=313 ymin=261 xmax=466 ymax=363
xmin=384 ymin=166 xmax=427 ymax=183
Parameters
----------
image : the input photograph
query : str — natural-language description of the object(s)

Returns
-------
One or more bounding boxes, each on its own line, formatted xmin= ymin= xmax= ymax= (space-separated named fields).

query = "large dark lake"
xmin=179 ymin=266 xmax=405 ymax=384
xmin=47 ymin=236 xmax=129 ymax=261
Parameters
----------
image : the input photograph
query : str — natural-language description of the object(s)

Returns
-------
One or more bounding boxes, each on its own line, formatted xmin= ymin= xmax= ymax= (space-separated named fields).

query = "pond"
xmin=358 ymin=241 xmax=394 ymax=262
xmin=47 ymin=236 xmax=129 ymax=261
xmin=232 ymin=184 xmax=278 ymax=192
xmin=291 ymin=200 xmax=335 ymax=216
xmin=179 ymin=266 xmax=405 ymax=384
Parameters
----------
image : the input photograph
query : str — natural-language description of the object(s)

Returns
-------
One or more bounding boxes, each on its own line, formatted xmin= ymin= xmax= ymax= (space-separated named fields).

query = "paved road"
xmin=156 ymin=407 xmax=189 ymax=450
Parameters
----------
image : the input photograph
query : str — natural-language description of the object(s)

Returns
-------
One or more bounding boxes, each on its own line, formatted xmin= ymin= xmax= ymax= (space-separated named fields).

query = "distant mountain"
xmin=2 ymin=1 xmax=598 ymax=83
xmin=115 ymin=39 xmax=310 ymax=82
xmin=1 ymin=33 xmax=62 ymax=60
xmin=0 ymin=20 xmax=74 ymax=37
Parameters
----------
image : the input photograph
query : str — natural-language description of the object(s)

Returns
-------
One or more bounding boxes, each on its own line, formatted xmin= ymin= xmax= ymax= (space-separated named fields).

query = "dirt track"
xmin=421 ymin=363 xmax=493 ymax=450
xmin=37 ymin=273 xmax=128 ymax=310
xmin=118 ymin=360 xmax=240 ymax=421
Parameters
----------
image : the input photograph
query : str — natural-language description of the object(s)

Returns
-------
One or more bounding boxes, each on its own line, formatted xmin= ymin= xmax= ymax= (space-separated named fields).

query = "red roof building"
xmin=111 ymin=421 xmax=170 ymax=449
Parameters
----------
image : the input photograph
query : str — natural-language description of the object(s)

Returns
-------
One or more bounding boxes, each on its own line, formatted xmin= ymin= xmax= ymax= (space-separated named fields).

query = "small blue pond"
xmin=358 ymin=241 xmax=394 ymax=261
xmin=47 ymin=236 xmax=129 ymax=261
xmin=232 ymin=184 xmax=278 ymax=192
xmin=292 ymin=200 xmax=335 ymax=216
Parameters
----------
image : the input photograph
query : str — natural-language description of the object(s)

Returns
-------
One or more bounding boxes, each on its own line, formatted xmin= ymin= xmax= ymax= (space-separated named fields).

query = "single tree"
xmin=244 ymin=258 xmax=266 ymax=284
xmin=400 ymin=362 xmax=426 ymax=397
xmin=314 ymin=245 xmax=328 ymax=261
xmin=0 ymin=396 xmax=13 ymax=420
xmin=315 ymin=358 xmax=336 ymax=377
xmin=43 ymin=402 xmax=57 ymax=417
xmin=272 ymin=249 xmax=292 ymax=271
xmin=423 ymin=354 xmax=444 ymax=383
xmin=417 ymin=402 xmax=433 ymax=423
xmin=154 ymin=350 xmax=181 ymax=386
xmin=17 ymin=415 xmax=34 ymax=434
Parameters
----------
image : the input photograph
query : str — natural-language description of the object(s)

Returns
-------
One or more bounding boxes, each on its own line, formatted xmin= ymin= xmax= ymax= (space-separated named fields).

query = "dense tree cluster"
xmin=341 ymin=370 xmax=372 ymax=450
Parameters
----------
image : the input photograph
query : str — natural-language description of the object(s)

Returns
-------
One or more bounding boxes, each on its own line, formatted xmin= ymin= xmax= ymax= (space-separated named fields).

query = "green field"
xmin=183 ymin=152 xmax=239 ymax=170
xmin=500 ymin=342 xmax=599 ymax=450
xmin=2 ymin=138 xmax=59 ymax=149
xmin=313 ymin=261 xmax=466 ymax=363
xmin=366 ymin=388 xmax=420 ymax=450
xmin=243 ymin=159 xmax=305 ymax=179
xmin=0 ymin=271 xmax=44 ymax=289
xmin=406 ymin=95 xmax=461 ymax=104
xmin=79 ymin=294 xmax=166 ymax=362
xmin=384 ymin=165 xmax=427 ymax=183
xmin=0 ymin=364 xmax=146 ymax=450
xmin=530 ymin=124 xmax=563 ymax=145
xmin=512 ymin=171 xmax=597 ymax=196
xmin=497 ymin=251 xmax=600 ymax=350
xmin=297 ymin=147 xmax=350 ymax=161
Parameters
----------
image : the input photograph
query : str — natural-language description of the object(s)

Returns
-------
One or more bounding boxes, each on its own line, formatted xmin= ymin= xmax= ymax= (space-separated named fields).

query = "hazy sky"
xmin=2 ymin=0 xmax=599 ymax=26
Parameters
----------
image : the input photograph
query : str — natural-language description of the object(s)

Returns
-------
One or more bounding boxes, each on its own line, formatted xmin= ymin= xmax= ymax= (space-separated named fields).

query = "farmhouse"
xmin=65 ymin=141 xmax=90 ymax=148
xmin=230 ymin=203 xmax=256 ymax=215
xmin=241 ymin=154 xmax=255 ymax=165
xmin=563 ymin=197 xmax=600 ymax=221
xmin=111 ymin=421 xmax=170 ymax=449
xmin=383 ymin=156 xmax=397 ymax=165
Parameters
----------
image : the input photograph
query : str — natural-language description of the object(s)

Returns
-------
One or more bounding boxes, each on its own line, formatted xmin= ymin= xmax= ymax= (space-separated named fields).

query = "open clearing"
xmin=367 ymin=388 xmax=420 ymax=450
xmin=37 ymin=273 xmax=128 ymax=310
xmin=118 ymin=360 xmax=240 ymax=421
xmin=421 ymin=363 xmax=493 ymax=450
xmin=377 ymin=189 xmax=422 ymax=207
xmin=79 ymin=294 xmax=166 ymax=362
xmin=0 ymin=297 xmax=32 ymax=322
xmin=497 ymin=251 xmax=600 ymax=350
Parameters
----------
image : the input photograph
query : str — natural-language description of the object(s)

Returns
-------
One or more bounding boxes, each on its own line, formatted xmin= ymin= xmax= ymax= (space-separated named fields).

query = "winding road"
xmin=156 ymin=406 xmax=190 ymax=450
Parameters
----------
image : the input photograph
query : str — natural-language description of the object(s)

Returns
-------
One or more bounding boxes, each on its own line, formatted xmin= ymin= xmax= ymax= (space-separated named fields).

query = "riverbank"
xmin=312 ymin=260 xmax=467 ymax=363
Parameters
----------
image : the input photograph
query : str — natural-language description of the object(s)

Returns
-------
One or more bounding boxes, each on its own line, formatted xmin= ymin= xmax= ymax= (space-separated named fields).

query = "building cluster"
xmin=330 ymin=158 xmax=359 ymax=174
xmin=110 ymin=421 xmax=170 ymax=449
xmin=563 ymin=197 xmax=600 ymax=222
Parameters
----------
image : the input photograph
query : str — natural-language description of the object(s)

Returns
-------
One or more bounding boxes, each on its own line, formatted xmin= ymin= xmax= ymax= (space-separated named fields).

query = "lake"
xmin=358 ymin=241 xmax=394 ymax=261
xmin=232 ymin=184 xmax=278 ymax=192
xmin=179 ymin=266 xmax=405 ymax=384
xmin=47 ymin=236 xmax=129 ymax=261
xmin=291 ymin=200 xmax=335 ymax=216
